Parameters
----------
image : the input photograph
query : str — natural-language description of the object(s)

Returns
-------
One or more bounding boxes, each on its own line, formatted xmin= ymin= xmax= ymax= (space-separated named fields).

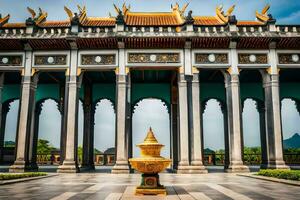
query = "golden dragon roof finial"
xmin=27 ymin=7 xmax=47 ymax=25
xmin=0 ymin=14 xmax=10 ymax=26
xmin=216 ymin=4 xmax=235 ymax=23
xmin=77 ymin=5 xmax=87 ymax=22
xmin=256 ymin=4 xmax=270 ymax=22
xmin=64 ymin=6 xmax=74 ymax=20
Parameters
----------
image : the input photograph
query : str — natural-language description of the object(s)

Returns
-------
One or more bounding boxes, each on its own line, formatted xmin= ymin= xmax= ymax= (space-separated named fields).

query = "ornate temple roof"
xmin=0 ymin=3 xmax=299 ymax=51
xmin=0 ymin=3 xmax=276 ymax=28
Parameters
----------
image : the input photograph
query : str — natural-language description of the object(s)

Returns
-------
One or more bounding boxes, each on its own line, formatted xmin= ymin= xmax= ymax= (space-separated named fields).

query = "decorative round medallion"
xmin=208 ymin=54 xmax=216 ymax=63
xmin=150 ymin=54 xmax=157 ymax=62
xmin=249 ymin=54 xmax=257 ymax=63
xmin=47 ymin=56 xmax=54 ymax=64
xmin=2 ymin=57 xmax=8 ymax=64
xmin=140 ymin=56 xmax=145 ymax=61
xmin=292 ymin=54 xmax=299 ymax=63
xmin=95 ymin=56 xmax=102 ymax=63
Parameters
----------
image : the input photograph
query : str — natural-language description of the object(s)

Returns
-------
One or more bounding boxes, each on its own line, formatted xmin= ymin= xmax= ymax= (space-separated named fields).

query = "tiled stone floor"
xmin=0 ymin=172 xmax=299 ymax=200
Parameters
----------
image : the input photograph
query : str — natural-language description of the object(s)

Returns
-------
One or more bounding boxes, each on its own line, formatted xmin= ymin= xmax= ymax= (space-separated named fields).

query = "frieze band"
xmin=195 ymin=53 xmax=228 ymax=64
xmin=0 ymin=55 xmax=23 ymax=66
xmin=34 ymin=55 xmax=67 ymax=66
xmin=128 ymin=53 xmax=180 ymax=63
xmin=278 ymin=54 xmax=300 ymax=64
xmin=81 ymin=54 xmax=116 ymax=65
xmin=238 ymin=54 xmax=268 ymax=64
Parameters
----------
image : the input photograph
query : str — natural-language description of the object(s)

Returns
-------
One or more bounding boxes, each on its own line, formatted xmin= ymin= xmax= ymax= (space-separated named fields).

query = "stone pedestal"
xmin=135 ymin=174 xmax=166 ymax=196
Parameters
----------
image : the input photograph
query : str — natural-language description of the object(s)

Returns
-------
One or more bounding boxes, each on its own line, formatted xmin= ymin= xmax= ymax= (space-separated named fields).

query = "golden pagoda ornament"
xmin=129 ymin=128 xmax=171 ymax=195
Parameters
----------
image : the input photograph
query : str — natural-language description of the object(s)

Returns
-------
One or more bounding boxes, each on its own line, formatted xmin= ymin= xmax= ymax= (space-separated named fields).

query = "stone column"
xmin=221 ymin=103 xmax=230 ymax=168
xmin=57 ymin=49 xmax=80 ymax=173
xmin=257 ymin=101 xmax=268 ymax=168
xmin=9 ymin=50 xmax=39 ymax=172
xmin=81 ymin=83 xmax=95 ymax=170
xmin=28 ymin=104 xmax=42 ymax=170
xmin=224 ymin=71 xmax=249 ymax=172
xmin=177 ymin=71 xmax=191 ymax=173
xmin=0 ymin=73 xmax=5 ymax=163
xmin=261 ymin=71 xmax=289 ymax=169
xmin=170 ymin=85 xmax=178 ymax=170
xmin=189 ymin=70 xmax=207 ymax=173
xmin=112 ymin=73 xmax=130 ymax=173
xmin=59 ymin=81 xmax=68 ymax=164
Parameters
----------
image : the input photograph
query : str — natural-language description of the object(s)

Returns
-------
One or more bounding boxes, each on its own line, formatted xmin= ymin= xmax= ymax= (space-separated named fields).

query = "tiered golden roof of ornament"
xmin=0 ymin=3 xmax=275 ymax=28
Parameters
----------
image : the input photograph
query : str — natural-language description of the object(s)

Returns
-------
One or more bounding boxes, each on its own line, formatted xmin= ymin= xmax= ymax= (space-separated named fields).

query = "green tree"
xmin=77 ymin=146 xmax=83 ymax=164
xmin=37 ymin=139 xmax=55 ymax=154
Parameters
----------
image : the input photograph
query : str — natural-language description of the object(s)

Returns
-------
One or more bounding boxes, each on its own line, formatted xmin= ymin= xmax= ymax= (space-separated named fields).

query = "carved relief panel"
xmin=34 ymin=55 xmax=67 ymax=65
xmin=128 ymin=53 xmax=180 ymax=63
xmin=0 ymin=55 xmax=23 ymax=66
xmin=81 ymin=54 xmax=116 ymax=65
xmin=195 ymin=53 xmax=228 ymax=64
xmin=278 ymin=54 xmax=300 ymax=64
xmin=238 ymin=54 xmax=268 ymax=64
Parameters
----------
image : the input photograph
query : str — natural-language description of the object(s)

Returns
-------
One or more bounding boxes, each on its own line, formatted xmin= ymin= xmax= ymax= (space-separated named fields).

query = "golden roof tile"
xmin=81 ymin=17 xmax=115 ymax=26
xmin=237 ymin=21 xmax=264 ymax=26
xmin=193 ymin=16 xmax=224 ymax=26
xmin=124 ymin=12 xmax=182 ymax=26
xmin=38 ymin=20 xmax=71 ymax=27
xmin=2 ymin=22 xmax=26 ymax=28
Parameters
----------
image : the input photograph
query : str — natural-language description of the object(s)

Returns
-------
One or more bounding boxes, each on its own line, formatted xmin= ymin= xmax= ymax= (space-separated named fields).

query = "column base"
xmin=260 ymin=161 xmax=290 ymax=170
xmin=177 ymin=163 xmax=208 ymax=174
xmin=9 ymin=160 xmax=38 ymax=173
xmin=80 ymin=163 xmax=95 ymax=171
xmin=225 ymin=164 xmax=250 ymax=173
xmin=57 ymin=160 xmax=79 ymax=173
xmin=112 ymin=161 xmax=130 ymax=174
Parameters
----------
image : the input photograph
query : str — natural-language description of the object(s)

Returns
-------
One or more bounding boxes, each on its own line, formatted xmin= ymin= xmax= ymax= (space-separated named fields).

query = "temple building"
xmin=0 ymin=3 xmax=299 ymax=173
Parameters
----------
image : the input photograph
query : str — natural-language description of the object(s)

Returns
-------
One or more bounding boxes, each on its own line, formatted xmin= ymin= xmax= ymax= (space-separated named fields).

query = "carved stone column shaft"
xmin=262 ymin=73 xmax=288 ymax=169
xmin=224 ymin=73 xmax=249 ymax=172
xmin=112 ymin=74 xmax=130 ymax=173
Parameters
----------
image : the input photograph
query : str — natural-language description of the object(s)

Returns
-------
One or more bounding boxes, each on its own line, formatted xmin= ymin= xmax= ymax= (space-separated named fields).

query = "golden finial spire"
xmin=143 ymin=127 xmax=159 ymax=144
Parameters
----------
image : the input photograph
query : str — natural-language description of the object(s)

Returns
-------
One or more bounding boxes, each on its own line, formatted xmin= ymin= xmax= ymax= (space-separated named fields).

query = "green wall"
xmin=131 ymin=83 xmax=171 ymax=106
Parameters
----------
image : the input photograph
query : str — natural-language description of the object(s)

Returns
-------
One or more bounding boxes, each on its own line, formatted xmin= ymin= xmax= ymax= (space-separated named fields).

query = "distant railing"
xmin=204 ymin=153 xmax=300 ymax=166
xmin=36 ymin=153 xmax=116 ymax=166
xmin=32 ymin=153 xmax=300 ymax=166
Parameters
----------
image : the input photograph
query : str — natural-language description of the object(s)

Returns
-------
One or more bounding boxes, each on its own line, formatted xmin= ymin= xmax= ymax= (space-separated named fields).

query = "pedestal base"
xmin=225 ymin=164 xmax=250 ymax=173
xmin=177 ymin=165 xmax=208 ymax=174
xmin=111 ymin=163 xmax=130 ymax=174
xmin=135 ymin=173 xmax=167 ymax=196
xmin=135 ymin=188 xmax=167 ymax=196
xmin=9 ymin=160 xmax=38 ymax=173
xmin=57 ymin=161 xmax=79 ymax=173
xmin=80 ymin=164 xmax=95 ymax=171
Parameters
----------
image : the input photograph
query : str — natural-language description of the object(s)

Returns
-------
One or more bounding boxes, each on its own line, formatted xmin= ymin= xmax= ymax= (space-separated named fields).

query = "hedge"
xmin=0 ymin=172 xmax=47 ymax=180
xmin=257 ymin=169 xmax=300 ymax=181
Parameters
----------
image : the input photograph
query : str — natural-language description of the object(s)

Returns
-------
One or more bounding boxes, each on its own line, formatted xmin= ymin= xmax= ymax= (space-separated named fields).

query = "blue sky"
xmin=2 ymin=0 xmax=300 ymax=156
xmin=0 ymin=0 xmax=300 ymax=24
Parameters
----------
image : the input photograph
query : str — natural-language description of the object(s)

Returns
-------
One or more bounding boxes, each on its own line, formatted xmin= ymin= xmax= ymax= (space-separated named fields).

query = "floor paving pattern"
xmin=0 ymin=173 xmax=299 ymax=200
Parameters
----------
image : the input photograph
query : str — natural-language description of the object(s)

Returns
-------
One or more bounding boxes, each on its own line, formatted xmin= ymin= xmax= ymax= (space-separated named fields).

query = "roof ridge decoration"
xmin=0 ymin=14 xmax=10 ymax=27
xmin=113 ymin=2 xmax=188 ymax=26
xmin=216 ymin=5 xmax=235 ymax=23
xmin=27 ymin=7 xmax=48 ymax=25
xmin=256 ymin=4 xmax=275 ymax=23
